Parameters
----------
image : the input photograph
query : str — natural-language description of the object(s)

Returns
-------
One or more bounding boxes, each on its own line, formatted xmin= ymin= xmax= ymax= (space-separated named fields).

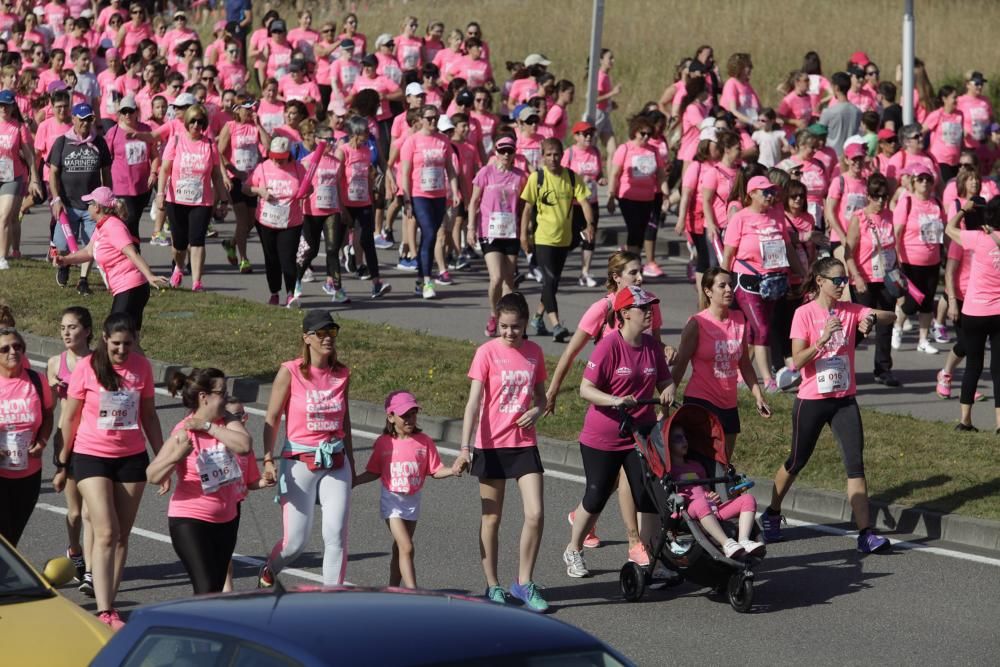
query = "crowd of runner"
xmin=1 ymin=1 xmax=999 ymax=630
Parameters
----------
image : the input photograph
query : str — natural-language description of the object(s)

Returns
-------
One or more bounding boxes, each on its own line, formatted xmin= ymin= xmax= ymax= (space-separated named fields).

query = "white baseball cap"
xmin=437 ymin=115 xmax=455 ymax=132
xmin=405 ymin=82 xmax=425 ymax=97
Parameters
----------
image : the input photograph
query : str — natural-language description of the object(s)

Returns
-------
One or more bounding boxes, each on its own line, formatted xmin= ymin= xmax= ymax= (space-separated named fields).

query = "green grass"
xmin=3 ymin=258 xmax=998 ymax=520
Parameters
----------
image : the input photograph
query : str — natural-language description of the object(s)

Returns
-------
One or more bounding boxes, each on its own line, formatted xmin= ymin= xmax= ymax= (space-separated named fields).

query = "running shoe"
xmin=239 ymin=259 xmax=253 ymax=274
xmin=891 ymin=327 xmax=902 ymax=350
xmin=873 ymin=372 xmax=901 ymax=387
xmin=775 ymin=366 xmax=802 ymax=392
xmin=257 ymin=564 xmax=274 ymax=588
xmin=739 ymin=539 xmax=766 ymax=557
xmin=374 ymin=233 xmax=394 ymax=249
xmin=293 ymin=280 xmax=303 ymax=300
xmin=221 ymin=239 xmax=238 ymax=265
xmin=568 ymin=511 xmax=601 ymax=549
xmin=578 ymin=273 xmax=598 ymax=287
xmin=422 ymin=282 xmax=436 ymax=299
xmin=8 ymin=250 xmax=19 ymax=259
xmin=150 ymin=232 xmax=170 ymax=246
xmin=562 ymin=548 xmax=589 ymax=578
xmin=322 ymin=281 xmax=338 ymax=296
xmin=301 ymin=268 xmax=316 ymax=283
xmin=509 ymin=580 xmax=549 ymax=613
xmin=954 ymin=423 xmax=979 ymax=432
xmin=0 ymin=257 xmax=8 ymax=270
xmin=531 ymin=314 xmax=550 ymax=336
xmin=97 ymin=609 xmax=125 ymax=631
xmin=371 ymin=281 xmax=391 ymax=299
xmin=205 ymin=223 xmax=218 ymax=238
xmin=191 ymin=281 xmax=205 ymax=293
xmin=936 ymin=371 xmax=952 ymax=399
xmin=331 ymin=288 xmax=351 ymax=304
xmin=286 ymin=292 xmax=299 ymax=308
xmin=627 ymin=542 xmax=651 ymax=567
xmin=764 ymin=379 xmax=779 ymax=394
xmin=901 ymin=317 xmax=914 ymax=332
xmin=722 ymin=539 xmax=745 ymax=559
xmin=396 ymin=257 xmax=418 ymax=272
xmin=551 ymin=324 xmax=570 ymax=343
xmin=435 ymin=270 xmax=453 ymax=285
xmin=76 ymin=278 xmax=92 ymax=296
xmin=356 ymin=265 xmax=371 ymax=281
xmin=759 ymin=508 xmax=786 ymax=543
xmin=447 ymin=255 xmax=469 ymax=271
xmin=267 ymin=293 xmax=280 ymax=306
xmin=485 ymin=315 xmax=498 ymax=337
xmin=56 ymin=265 xmax=69 ymax=287
xmin=642 ymin=261 xmax=664 ymax=278
xmin=78 ymin=572 xmax=94 ymax=596
xmin=485 ymin=585 xmax=507 ymax=604
xmin=170 ymin=268 xmax=183 ymax=288
xmin=857 ymin=529 xmax=891 ymax=554
xmin=917 ymin=340 xmax=939 ymax=355
xmin=932 ymin=322 xmax=950 ymax=344
xmin=67 ymin=548 xmax=85 ymax=581
xmin=530 ymin=266 xmax=544 ymax=283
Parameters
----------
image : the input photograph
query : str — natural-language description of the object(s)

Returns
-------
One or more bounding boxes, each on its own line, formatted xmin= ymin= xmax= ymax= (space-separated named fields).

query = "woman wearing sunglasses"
xmin=337 ymin=13 xmax=367 ymax=61
xmin=259 ymin=310 xmax=355 ymax=588
xmin=562 ymin=121 xmax=604 ymax=287
xmin=103 ymin=95 xmax=156 ymax=239
xmin=957 ymin=71 xmax=993 ymax=149
xmin=217 ymin=39 xmax=248 ymax=92
xmin=115 ymin=3 xmax=153 ymax=59
xmin=157 ymin=104 xmax=230 ymax=293
xmin=759 ymin=256 xmax=895 ymax=554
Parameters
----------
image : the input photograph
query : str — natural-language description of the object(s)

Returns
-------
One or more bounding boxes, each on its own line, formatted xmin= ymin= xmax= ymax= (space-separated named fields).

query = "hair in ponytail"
xmin=167 ymin=367 xmax=225 ymax=410
xmin=90 ymin=313 xmax=137 ymax=391
xmin=802 ymin=256 xmax=844 ymax=297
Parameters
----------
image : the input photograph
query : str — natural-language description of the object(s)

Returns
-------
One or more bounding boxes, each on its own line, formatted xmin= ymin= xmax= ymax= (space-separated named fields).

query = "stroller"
xmin=618 ymin=401 xmax=763 ymax=612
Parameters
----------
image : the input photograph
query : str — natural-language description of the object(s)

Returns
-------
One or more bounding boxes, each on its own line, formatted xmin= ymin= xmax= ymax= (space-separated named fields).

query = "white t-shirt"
xmin=752 ymin=129 xmax=785 ymax=168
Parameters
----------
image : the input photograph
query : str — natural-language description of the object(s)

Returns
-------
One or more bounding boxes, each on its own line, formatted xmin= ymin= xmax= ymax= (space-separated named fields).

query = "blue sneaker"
xmin=759 ymin=509 xmax=785 ymax=543
xmin=857 ymin=529 xmax=891 ymax=554
xmin=485 ymin=585 xmax=507 ymax=604
xmin=510 ymin=580 xmax=549 ymax=613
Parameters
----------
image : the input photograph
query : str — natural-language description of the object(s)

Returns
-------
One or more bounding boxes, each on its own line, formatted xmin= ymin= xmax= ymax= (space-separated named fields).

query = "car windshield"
xmin=0 ymin=539 xmax=49 ymax=602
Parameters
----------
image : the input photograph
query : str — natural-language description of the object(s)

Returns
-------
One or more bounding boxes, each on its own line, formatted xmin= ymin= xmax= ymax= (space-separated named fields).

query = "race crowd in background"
xmin=1 ymin=0 xmax=1000 ymax=630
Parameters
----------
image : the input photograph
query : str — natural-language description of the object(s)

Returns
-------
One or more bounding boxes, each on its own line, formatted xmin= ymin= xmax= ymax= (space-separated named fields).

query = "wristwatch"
xmin=203 ymin=420 xmax=212 ymax=432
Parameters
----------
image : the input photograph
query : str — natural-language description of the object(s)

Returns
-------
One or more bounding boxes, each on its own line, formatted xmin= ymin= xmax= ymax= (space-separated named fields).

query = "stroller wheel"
xmin=727 ymin=572 xmax=754 ymax=613
xmin=620 ymin=562 xmax=646 ymax=602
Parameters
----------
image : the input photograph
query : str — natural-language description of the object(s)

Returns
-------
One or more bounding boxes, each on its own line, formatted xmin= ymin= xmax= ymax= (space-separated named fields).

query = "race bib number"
xmin=845 ymin=193 xmax=867 ymax=216
xmin=808 ymin=201 xmax=824 ymax=229
xmin=420 ymin=166 xmax=445 ymax=192
xmin=97 ymin=390 xmax=139 ymax=430
xmin=260 ymin=113 xmax=283 ymax=134
xmin=808 ymin=74 xmax=822 ymax=96
xmin=233 ymin=146 xmax=259 ymax=172
xmin=942 ymin=121 xmax=963 ymax=146
xmin=970 ymin=108 xmax=988 ymax=141
xmin=260 ymin=200 xmax=291 ymax=228
xmin=174 ymin=177 xmax=204 ymax=205
xmin=919 ymin=214 xmax=943 ymax=244
xmin=125 ymin=140 xmax=147 ymax=166
xmin=487 ymin=211 xmax=516 ymax=239
xmin=315 ymin=184 xmax=338 ymax=210
xmin=341 ymin=66 xmax=358 ymax=87
xmin=815 ymin=354 xmax=849 ymax=394
xmin=630 ymin=154 xmax=656 ymax=179
xmin=195 ymin=445 xmax=242 ymax=494
xmin=384 ymin=65 xmax=402 ymax=83
xmin=760 ymin=238 xmax=789 ymax=270
xmin=0 ymin=430 xmax=30 ymax=471
xmin=522 ymin=148 xmax=541 ymax=170
xmin=0 ymin=157 xmax=13 ymax=182
xmin=347 ymin=176 xmax=368 ymax=202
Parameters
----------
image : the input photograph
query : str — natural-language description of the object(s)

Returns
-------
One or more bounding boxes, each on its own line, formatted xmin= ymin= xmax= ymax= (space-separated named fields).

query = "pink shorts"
xmin=687 ymin=492 xmax=756 ymax=521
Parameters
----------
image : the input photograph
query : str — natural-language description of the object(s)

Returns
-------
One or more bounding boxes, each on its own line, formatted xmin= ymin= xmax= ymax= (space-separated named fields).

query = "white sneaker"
xmin=578 ymin=273 xmax=598 ymax=287
xmin=891 ymin=328 xmax=902 ymax=350
xmin=901 ymin=317 xmax=914 ymax=333
xmin=722 ymin=539 xmax=745 ymax=559
xmin=917 ymin=339 xmax=939 ymax=355
xmin=562 ymin=548 xmax=589 ymax=578
xmin=739 ymin=539 xmax=766 ymax=557
xmin=422 ymin=282 xmax=436 ymax=300
xmin=932 ymin=322 xmax=950 ymax=344
xmin=0 ymin=257 xmax=8 ymax=270
xmin=301 ymin=268 xmax=315 ymax=283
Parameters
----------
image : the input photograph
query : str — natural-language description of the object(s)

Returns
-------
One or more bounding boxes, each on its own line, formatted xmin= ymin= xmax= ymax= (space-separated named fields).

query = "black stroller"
xmin=618 ymin=401 xmax=764 ymax=612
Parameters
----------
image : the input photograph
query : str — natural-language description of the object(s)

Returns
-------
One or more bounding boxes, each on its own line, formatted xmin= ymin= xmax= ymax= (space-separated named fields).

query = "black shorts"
xmin=683 ymin=396 xmax=741 ymax=435
xmin=479 ymin=237 xmax=520 ymax=256
xmin=110 ymin=282 xmax=151 ymax=332
xmin=72 ymin=451 xmax=150 ymax=483
xmin=230 ymin=178 xmax=258 ymax=207
xmin=471 ymin=446 xmax=544 ymax=480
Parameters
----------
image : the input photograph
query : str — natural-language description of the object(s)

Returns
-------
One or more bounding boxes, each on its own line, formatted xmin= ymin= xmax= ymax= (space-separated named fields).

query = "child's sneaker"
xmin=562 ymin=548 xmax=589 ymax=578
xmin=485 ymin=585 xmax=507 ymax=604
xmin=936 ymin=370 xmax=952 ymax=399
xmin=739 ymin=539 xmax=766 ymax=557
xmin=723 ymin=539 xmax=745 ymax=559
xmin=857 ymin=529 xmax=891 ymax=554
xmin=627 ymin=542 xmax=650 ymax=567
xmin=509 ymin=580 xmax=549 ymax=613
xmin=568 ymin=511 xmax=601 ymax=549
xmin=759 ymin=508 xmax=785 ymax=543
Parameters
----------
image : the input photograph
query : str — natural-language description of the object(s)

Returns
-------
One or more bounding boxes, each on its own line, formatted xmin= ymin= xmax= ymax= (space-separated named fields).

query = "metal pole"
xmin=902 ymin=0 xmax=915 ymax=125
xmin=584 ymin=0 xmax=605 ymax=124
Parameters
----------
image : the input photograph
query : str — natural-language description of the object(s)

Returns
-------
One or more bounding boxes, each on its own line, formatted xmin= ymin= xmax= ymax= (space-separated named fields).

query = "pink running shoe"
xmin=169 ymin=268 xmax=183 ymax=288
xmin=627 ymin=541 xmax=651 ymax=566
xmin=568 ymin=511 xmax=601 ymax=549
xmin=642 ymin=261 xmax=664 ymax=278
xmin=98 ymin=609 xmax=125 ymax=630
xmin=936 ymin=370 xmax=951 ymax=399
xmin=191 ymin=280 xmax=205 ymax=293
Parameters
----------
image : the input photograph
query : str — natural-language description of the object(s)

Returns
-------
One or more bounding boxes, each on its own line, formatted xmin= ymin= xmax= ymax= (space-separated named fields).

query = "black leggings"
xmin=959 ymin=313 xmax=1000 ymax=406
xmin=856 ymin=283 xmax=896 ymax=375
xmin=769 ymin=294 xmax=802 ymax=368
xmin=785 ymin=397 xmax=865 ymax=479
xmin=256 ymin=223 xmax=302 ymax=295
xmin=900 ymin=263 xmax=939 ymax=315
xmin=571 ymin=205 xmax=599 ymax=252
xmin=619 ymin=198 xmax=654 ymax=248
xmin=111 ymin=282 xmax=150 ymax=332
xmin=646 ymin=193 xmax=662 ymax=242
xmin=166 ymin=202 xmax=212 ymax=250
xmin=120 ymin=191 xmax=152 ymax=240
xmin=0 ymin=471 xmax=40 ymax=547
xmin=169 ymin=515 xmax=239 ymax=594
xmin=580 ymin=443 xmax=656 ymax=514
xmin=345 ymin=205 xmax=379 ymax=279
xmin=298 ymin=213 xmax=344 ymax=281
xmin=535 ymin=244 xmax=570 ymax=315
xmin=952 ymin=299 xmax=966 ymax=359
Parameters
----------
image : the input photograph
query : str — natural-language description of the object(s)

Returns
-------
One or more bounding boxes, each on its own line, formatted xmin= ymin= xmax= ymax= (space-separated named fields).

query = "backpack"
xmin=535 ymin=166 xmax=576 ymax=202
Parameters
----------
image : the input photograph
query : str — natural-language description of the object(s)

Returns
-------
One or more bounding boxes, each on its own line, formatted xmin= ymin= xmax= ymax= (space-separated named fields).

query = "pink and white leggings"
xmin=687 ymin=493 xmax=756 ymax=522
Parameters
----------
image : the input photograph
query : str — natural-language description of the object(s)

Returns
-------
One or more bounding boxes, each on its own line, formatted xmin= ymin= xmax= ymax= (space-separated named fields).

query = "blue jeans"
xmin=411 ymin=196 xmax=447 ymax=281
xmin=52 ymin=207 xmax=96 ymax=253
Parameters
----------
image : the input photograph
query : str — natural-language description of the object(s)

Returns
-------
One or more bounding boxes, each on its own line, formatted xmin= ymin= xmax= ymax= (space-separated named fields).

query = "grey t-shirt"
xmin=48 ymin=135 xmax=112 ymax=209
xmin=819 ymin=101 xmax=862 ymax=157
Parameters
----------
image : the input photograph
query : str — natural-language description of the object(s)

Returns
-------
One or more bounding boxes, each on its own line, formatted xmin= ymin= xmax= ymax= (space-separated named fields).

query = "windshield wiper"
xmin=0 ymin=587 xmax=54 ymax=601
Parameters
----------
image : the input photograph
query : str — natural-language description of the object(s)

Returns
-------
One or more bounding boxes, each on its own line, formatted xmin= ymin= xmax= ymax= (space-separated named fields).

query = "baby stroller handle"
xmin=671 ymin=476 xmax=733 ymax=488
xmin=616 ymin=398 xmax=679 ymax=438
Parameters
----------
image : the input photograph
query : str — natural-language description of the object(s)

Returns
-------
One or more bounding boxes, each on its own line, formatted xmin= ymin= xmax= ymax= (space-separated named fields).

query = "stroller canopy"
xmin=637 ymin=403 xmax=728 ymax=478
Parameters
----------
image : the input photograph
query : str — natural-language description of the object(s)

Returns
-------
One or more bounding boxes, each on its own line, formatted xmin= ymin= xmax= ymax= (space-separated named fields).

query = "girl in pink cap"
xmin=355 ymin=390 xmax=457 ymax=588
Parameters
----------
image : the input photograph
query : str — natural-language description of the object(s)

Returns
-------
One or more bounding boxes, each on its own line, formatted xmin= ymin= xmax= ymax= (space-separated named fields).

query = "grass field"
xmin=3 ymin=258 xmax=999 ymax=520
xmin=256 ymin=0 xmax=1000 ymax=135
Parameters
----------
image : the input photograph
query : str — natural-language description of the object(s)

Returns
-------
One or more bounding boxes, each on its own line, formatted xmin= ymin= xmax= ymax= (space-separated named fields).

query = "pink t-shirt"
xmin=471 ymin=163 xmax=526 ymax=239
xmin=375 ymin=52 xmax=403 ymax=85
xmin=281 ymin=360 xmax=349 ymax=448
xmin=278 ymin=78 xmax=321 ymax=118
xmin=120 ymin=22 xmax=154 ymax=58
xmin=957 ymin=94 xmax=994 ymax=146
xmin=959 ymin=230 xmax=1000 ymax=317
xmin=329 ymin=58 xmax=360 ymax=98
xmin=166 ymin=417 xmax=240 ymax=523
xmin=827 ymin=173 xmax=868 ymax=242
xmin=779 ymin=155 xmax=829 ymax=226
xmin=350 ymin=73 xmax=399 ymax=121
xmin=579 ymin=332 xmax=671 ymax=451
xmin=249 ymin=159 xmax=307 ymax=229
xmin=34 ymin=117 xmax=71 ymax=181
xmin=68 ymin=353 xmax=155 ymax=458
xmin=468 ymin=338 xmax=547 ymax=450
xmin=105 ymin=122 xmax=154 ymax=197
xmin=682 ymin=160 xmax=707 ymax=234
xmin=163 ymin=133 xmax=220 ymax=207
xmin=562 ymin=144 xmax=602 ymax=205
xmin=395 ymin=35 xmax=423 ymax=71
xmin=400 ymin=132 xmax=451 ymax=198
xmin=683 ymin=309 xmax=747 ymax=410
xmin=577 ymin=293 xmax=663 ymax=339
xmin=265 ymin=41 xmax=293 ymax=79
xmin=339 ymin=142 xmax=372 ymax=207
xmin=885 ymin=150 xmax=938 ymax=188
xmin=453 ymin=139 xmax=480 ymax=201
xmin=893 ymin=195 xmax=943 ymax=266
xmin=724 ymin=207 xmax=792 ymax=274
xmin=0 ymin=369 xmax=53 ymax=479
xmin=516 ymin=132 xmax=543 ymax=172
xmin=947 ymin=230 xmax=973 ymax=301
xmin=777 ymin=92 xmax=813 ymax=136
xmin=699 ymin=162 xmax=738 ymax=229
xmin=678 ymin=101 xmax=707 ymax=162
xmin=791 ymin=300 xmax=872 ymax=400
xmin=852 ymin=209 xmax=896 ymax=284
xmin=596 ymin=70 xmax=612 ymax=111
xmin=434 ymin=47 xmax=462 ymax=81
xmin=720 ymin=78 xmax=760 ymax=121
xmin=0 ymin=120 xmax=32 ymax=180
xmin=807 ymin=74 xmax=832 ymax=110
xmin=543 ymin=103 xmax=568 ymax=142
xmin=365 ymin=432 xmax=443 ymax=494
xmin=257 ymin=99 xmax=285 ymax=135
xmin=508 ymin=78 xmax=538 ymax=107
xmin=924 ymin=109 xmax=965 ymax=166
xmin=612 ymin=142 xmax=661 ymax=202
xmin=234 ymin=446 xmax=262 ymax=502
xmin=223 ymin=120 xmax=263 ymax=177
xmin=303 ymin=148 xmax=342 ymax=216
xmin=92 ymin=215 xmax=145 ymax=295
xmin=218 ymin=61 xmax=248 ymax=92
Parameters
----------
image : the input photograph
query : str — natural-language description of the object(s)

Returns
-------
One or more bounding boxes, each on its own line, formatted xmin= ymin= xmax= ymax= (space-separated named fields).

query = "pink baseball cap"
xmin=849 ymin=51 xmax=871 ymax=67
xmin=385 ymin=390 xmax=420 ymax=415
xmin=613 ymin=285 xmax=660 ymax=312
xmin=106 ymin=47 xmax=120 ymax=60
xmin=904 ymin=163 xmax=935 ymax=179
xmin=495 ymin=136 xmax=516 ymax=151
xmin=747 ymin=175 xmax=774 ymax=193
xmin=214 ymin=20 xmax=227 ymax=33
xmin=844 ymin=143 xmax=866 ymax=160
xmin=81 ymin=186 xmax=116 ymax=208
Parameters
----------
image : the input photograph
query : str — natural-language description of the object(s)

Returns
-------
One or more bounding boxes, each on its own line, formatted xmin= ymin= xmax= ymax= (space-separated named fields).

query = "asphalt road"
xmin=13 ymin=388 xmax=1000 ymax=666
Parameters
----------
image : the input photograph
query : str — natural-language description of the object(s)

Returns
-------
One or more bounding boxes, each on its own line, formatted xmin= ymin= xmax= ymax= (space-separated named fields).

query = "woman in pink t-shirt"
xmin=675 ymin=126 xmax=720 ymax=305
xmin=594 ymin=49 xmax=620 ymax=163
xmin=824 ymin=142 xmax=869 ymax=248
xmin=217 ymin=94 xmax=268 ymax=273
xmin=395 ymin=16 xmax=423 ymax=74
xmin=337 ymin=13 xmax=367 ymax=60
xmin=288 ymin=10 xmax=320 ymax=65
xmin=760 ymin=257 xmax=895 ymax=553
xmin=944 ymin=197 xmax=1000 ymax=431
xmin=0 ymin=93 xmax=42 ymax=267
xmin=672 ymin=268 xmax=769 ymax=456
xmin=0 ymin=328 xmax=54 ymax=547
xmin=454 ymin=293 xmax=548 ymax=609
xmin=146 ymin=368 xmax=250 ymax=595
xmin=720 ymin=52 xmax=761 ymax=131
xmin=355 ymin=390 xmax=455 ymax=589
xmin=54 ymin=313 xmax=165 ymax=629
xmin=54 ymin=187 xmax=168 ymax=330
xmin=259 ymin=310 xmax=355 ymax=588
xmin=923 ymin=86 xmax=965 ymax=182
xmin=157 ymin=104 xmax=229 ymax=293
xmin=699 ymin=128 xmax=741 ymax=249
xmin=777 ymin=72 xmax=814 ymax=137
xmin=115 ymin=4 xmax=153 ymax=58
xmin=562 ymin=122 xmax=604 ymax=287
xmin=677 ymin=77 xmax=709 ymax=164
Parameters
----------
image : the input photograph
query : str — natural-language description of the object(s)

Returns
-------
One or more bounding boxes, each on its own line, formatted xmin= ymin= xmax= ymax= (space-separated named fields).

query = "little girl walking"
xmin=355 ymin=391 xmax=457 ymax=588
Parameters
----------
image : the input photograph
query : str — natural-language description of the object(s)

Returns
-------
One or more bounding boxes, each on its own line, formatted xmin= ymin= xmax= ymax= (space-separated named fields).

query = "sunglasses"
xmin=759 ymin=188 xmax=779 ymax=197
xmin=638 ymin=131 xmax=652 ymax=137
xmin=788 ymin=193 xmax=805 ymax=200
xmin=202 ymin=76 xmax=214 ymax=81
xmin=822 ymin=275 xmax=849 ymax=287
xmin=0 ymin=343 xmax=24 ymax=353
xmin=915 ymin=174 xmax=934 ymax=183
xmin=309 ymin=328 xmax=339 ymax=339
xmin=119 ymin=107 xmax=135 ymax=114
xmin=628 ymin=304 xmax=654 ymax=312
xmin=188 ymin=117 xmax=208 ymax=128
xmin=496 ymin=148 xmax=515 ymax=155
xmin=523 ymin=118 xmax=539 ymax=125
xmin=423 ymin=115 xmax=439 ymax=122
xmin=866 ymin=70 xmax=880 ymax=76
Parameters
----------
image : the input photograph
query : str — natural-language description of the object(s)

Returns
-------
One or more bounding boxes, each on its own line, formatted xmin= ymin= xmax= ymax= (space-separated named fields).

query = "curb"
xmin=22 ymin=331 xmax=1000 ymax=555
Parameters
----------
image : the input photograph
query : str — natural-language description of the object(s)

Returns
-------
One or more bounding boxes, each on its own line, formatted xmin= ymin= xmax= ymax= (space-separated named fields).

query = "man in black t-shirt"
xmin=48 ymin=103 xmax=112 ymax=295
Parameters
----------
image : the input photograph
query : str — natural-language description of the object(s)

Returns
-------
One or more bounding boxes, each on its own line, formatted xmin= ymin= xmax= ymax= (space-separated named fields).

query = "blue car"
xmin=91 ymin=587 xmax=635 ymax=666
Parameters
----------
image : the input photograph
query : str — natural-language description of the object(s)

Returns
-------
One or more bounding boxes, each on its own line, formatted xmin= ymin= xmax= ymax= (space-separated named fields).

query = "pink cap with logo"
xmin=385 ymin=390 xmax=421 ymax=415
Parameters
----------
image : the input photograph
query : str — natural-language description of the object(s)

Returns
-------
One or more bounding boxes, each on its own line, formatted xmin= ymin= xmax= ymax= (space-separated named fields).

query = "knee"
xmin=686 ymin=498 xmax=709 ymax=519
xmin=396 ymin=539 xmax=414 ymax=559
xmin=581 ymin=487 xmax=609 ymax=515
xmin=480 ymin=510 xmax=502 ymax=531
xmin=91 ymin=523 xmax=116 ymax=549
xmin=738 ymin=494 xmax=757 ymax=513
xmin=523 ymin=505 xmax=544 ymax=528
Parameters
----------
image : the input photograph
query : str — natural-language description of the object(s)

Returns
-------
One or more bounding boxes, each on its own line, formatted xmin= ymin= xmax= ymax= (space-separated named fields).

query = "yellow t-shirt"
xmin=520 ymin=167 xmax=591 ymax=247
